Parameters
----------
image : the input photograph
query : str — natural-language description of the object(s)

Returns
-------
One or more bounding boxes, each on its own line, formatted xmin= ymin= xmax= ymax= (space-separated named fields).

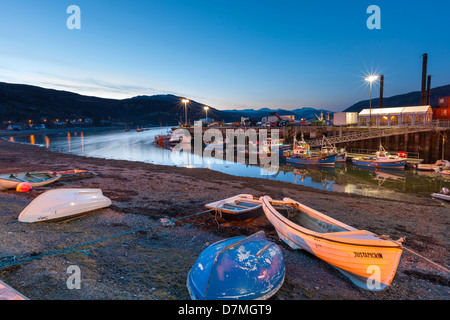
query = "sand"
xmin=0 ymin=137 xmax=448 ymax=300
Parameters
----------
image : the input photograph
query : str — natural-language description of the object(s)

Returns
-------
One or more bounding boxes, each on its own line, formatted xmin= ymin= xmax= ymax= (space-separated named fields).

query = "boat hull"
xmin=352 ymin=158 xmax=406 ymax=170
xmin=286 ymin=154 xmax=336 ymax=166
xmin=18 ymin=188 xmax=112 ymax=223
xmin=0 ymin=172 xmax=61 ymax=190
xmin=261 ymin=196 xmax=403 ymax=291
xmin=187 ymin=231 xmax=285 ymax=300
xmin=335 ymin=152 xmax=347 ymax=162
xmin=431 ymin=193 xmax=450 ymax=202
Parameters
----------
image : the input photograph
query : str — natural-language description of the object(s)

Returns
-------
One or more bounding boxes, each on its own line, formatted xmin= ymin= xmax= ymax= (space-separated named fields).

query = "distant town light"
xmin=204 ymin=106 xmax=209 ymax=123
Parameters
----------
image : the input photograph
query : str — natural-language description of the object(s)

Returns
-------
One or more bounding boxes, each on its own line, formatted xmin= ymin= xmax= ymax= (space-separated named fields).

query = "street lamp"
xmin=182 ymin=99 xmax=190 ymax=127
xmin=203 ymin=106 xmax=209 ymax=124
xmin=365 ymin=74 xmax=378 ymax=127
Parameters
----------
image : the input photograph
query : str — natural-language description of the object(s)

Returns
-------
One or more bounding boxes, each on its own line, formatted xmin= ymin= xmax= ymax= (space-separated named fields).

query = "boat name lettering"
xmin=354 ymin=252 xmax=383 ymax=259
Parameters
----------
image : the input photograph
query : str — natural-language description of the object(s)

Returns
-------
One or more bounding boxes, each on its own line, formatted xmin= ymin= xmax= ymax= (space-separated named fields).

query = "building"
xmin=358 ymin=106 xmax=433 ymax=127
xmin=333 ymin=112 xmax=358 ymax=126
xmin=434 ymin=97 xmax=450 ymax=120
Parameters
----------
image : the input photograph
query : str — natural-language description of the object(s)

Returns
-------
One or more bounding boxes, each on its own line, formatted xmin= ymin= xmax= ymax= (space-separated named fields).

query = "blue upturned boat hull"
xmin=286 ymin=154 xmax=336 ymax=166
xmin=352 ymin=158 xmax=406 ymax=170
xmin=187 ymin=231 xmax=285 ymax=300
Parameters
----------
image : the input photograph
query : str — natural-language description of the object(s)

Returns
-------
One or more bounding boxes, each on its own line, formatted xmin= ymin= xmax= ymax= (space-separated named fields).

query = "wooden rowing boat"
xmin=0 ymin=171 xmax=61 ymax=190
xmin=204 ymin=194 xmax=263 ymax=221
xmin=261 ymin=196 xmax=404 ymax=291
xmin=187 ymin=231 xmax=285 ymax=300
xmin=18 ymin=188 xmax=112 ymax=223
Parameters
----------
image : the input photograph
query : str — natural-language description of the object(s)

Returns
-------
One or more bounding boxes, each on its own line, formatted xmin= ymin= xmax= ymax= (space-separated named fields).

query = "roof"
xmin=359 ymin=105 xmax=431 ymax=116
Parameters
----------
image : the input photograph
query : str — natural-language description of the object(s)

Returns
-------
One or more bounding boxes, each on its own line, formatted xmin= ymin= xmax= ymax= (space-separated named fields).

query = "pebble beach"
xmin=0 ymin=136 xmax=448 ymax=300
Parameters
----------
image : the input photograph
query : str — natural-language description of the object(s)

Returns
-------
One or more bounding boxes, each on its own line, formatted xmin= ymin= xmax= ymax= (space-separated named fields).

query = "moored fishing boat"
xmin=187 ymin=231 xmax=285 ymax=300
xmin=18 ymin=188 xmax=112 ymax=223
xmin=286 ymin=153 xmax=336 ymax=166
xmin=316 ymin=136 xmax=347 ymax=162
xmin=261 ymin=138 xmax=291 ymax=156
xmin=0 ymin=171 xmax=61 ymax=191
xmin=351 ymin=145 xmax=406 ymax=170
xmin=260 ymin=196 xmax=404 ymax=291
xmin=204 ymin=194 xmax=263 ymax=221
xmin=285 ymin=134 xmax=336 ymax=166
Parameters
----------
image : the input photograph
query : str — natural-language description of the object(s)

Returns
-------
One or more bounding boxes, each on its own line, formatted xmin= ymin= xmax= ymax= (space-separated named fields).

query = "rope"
xmin=402 ymin=246 xmax=450 ymax=273
xmin=0 ymin=209 xmax=215 ymax=270
xmin=388 ymin=238 xmax=450 ymax=273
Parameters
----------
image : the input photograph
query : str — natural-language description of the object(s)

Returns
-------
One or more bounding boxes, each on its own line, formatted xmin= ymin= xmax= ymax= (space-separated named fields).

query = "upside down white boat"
xmin=18 ymin=189 xmax=112 ymax=223
xmin=261 ymin=196 xmax=404 ymax=291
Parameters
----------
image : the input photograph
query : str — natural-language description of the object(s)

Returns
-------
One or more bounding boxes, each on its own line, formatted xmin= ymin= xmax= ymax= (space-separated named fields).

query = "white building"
xmin=358 ymin=106 xmax=433 ymax=127
xmin=333 ymin=112 xmax=358 ymax=126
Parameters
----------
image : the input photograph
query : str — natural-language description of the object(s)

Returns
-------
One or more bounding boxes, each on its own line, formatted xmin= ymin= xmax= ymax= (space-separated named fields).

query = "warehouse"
xmin=358 ymin=105 xmax=433 ymax=127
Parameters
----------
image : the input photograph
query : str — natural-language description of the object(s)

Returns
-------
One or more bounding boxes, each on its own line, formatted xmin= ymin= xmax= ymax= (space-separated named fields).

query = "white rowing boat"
xmin=18 ymin=189 xmax=112 ymax=223
xmin=204 ymin=194 xmax=263 ymax=221
xmin=261 ymin=196 xmax=404 ymax=291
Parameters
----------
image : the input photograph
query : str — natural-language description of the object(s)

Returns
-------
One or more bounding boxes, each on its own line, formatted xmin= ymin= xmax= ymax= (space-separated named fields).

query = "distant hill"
xmin=344 ymin=84 xmax=450 ymax=113
xmin=0 ymin=82 xmax=236 ymax=125
xmin=0 ymin=82 xmax=334 ymax=125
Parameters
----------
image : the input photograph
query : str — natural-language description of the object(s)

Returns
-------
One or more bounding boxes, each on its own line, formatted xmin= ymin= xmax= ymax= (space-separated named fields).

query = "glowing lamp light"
xmin=364 ymin=73 xmax=379 ymax=127
xmin=182 ymin=99 xmax=190 ymax=126
xmin=365 ymin=75 xmax=379 ymax=83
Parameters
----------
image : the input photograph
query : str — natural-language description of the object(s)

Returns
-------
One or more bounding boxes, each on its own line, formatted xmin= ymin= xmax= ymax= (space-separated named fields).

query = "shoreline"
xmin=0 ymin=126 xmax=125 ymax=137
xmin=0 ymin=138 xmax=448 ymax=300
xmin=2 ymin=127 xmax=444 ymax=204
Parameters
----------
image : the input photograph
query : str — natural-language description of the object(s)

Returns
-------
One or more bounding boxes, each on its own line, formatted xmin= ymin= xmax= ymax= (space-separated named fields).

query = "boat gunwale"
xmin=261 ymin=196 xmax=403 ymax=249
xmin=205 ymin=194 xmax=262 ymax=214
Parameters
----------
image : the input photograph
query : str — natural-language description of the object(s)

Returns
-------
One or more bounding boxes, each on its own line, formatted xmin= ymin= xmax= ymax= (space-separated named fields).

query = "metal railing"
xmin=348 ymin=148 xmax=421 ymax=159
xmin=306 ymin=120 xmax=449 ymax=147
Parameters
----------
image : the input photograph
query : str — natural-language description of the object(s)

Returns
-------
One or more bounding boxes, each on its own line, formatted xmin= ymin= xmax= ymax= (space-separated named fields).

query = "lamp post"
xmin=182 ymin=99 xmax=190 ymax=127
xmin=203 ymin=106 xmax=209 ymax=124
xmin=365 ymin=75 xmax=378 ymax=127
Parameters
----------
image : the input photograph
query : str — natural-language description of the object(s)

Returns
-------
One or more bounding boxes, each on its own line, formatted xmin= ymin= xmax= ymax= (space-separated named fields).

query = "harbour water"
xmin=7 ymin=127 xmax=450 ymax=201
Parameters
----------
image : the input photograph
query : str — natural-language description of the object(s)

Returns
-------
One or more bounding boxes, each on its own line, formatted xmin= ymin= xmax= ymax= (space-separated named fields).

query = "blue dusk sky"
xmin=0 ymin=0 xmax=449 ymax=112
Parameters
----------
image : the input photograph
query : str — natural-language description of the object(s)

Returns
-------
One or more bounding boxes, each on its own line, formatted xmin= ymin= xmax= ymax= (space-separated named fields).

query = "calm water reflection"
xmin=8 ymin=127 xmax=450 ymax=201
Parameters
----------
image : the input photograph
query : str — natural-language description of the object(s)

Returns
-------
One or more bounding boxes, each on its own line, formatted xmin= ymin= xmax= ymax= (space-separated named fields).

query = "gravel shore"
xmin=0 ymin=138 xmax=448 ymax=300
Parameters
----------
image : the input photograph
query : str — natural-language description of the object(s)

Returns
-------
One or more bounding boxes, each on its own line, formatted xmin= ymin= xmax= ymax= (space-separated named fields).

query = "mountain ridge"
xmin=1 ymin=81 xmax=449 ymax=126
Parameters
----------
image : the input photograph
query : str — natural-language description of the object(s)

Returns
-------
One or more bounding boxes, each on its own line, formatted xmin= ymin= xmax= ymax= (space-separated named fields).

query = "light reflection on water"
xmin=8 ymin=127 xmax=450 ymax=201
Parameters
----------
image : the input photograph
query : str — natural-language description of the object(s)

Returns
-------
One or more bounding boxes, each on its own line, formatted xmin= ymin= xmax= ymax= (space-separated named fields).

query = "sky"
xmin=0 ymin=0 xmax=449 ymax=112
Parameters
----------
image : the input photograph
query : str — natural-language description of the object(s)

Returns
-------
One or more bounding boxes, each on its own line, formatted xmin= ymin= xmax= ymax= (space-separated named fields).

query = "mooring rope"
xmin=0 ymin=209 xmax=215 ymax=270
xmin=402 ymin=246 xmax=450 ymax=273
xmin=387 ymin=238 xmax=450 ymax=273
